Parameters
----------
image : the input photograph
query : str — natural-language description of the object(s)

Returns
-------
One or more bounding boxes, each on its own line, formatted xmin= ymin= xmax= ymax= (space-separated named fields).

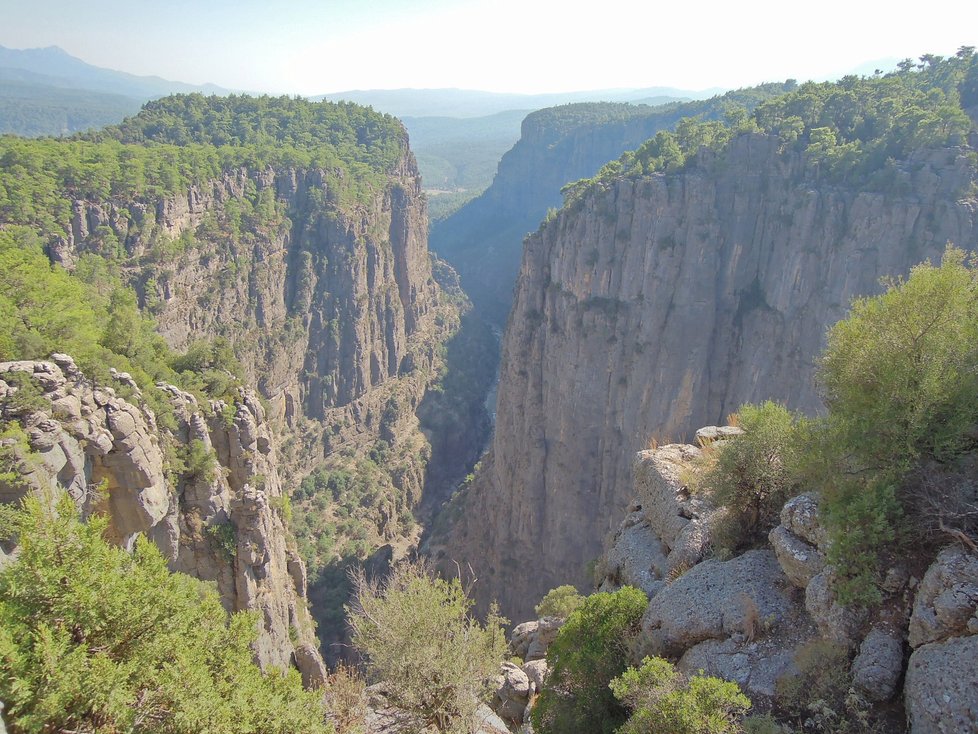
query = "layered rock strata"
xmin=0 ymin=356 xmax=326 ymax=685
xmin=49 ymin=154 xmax=451 ymax=487
xmin=445 ymin=134 xmax=978 ymax=620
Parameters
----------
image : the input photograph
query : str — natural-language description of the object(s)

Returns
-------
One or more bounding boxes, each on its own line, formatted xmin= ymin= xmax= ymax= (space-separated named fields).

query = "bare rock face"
xmin=0 ymin=358 xmax=324 ymax=681
xmin=509 ymin=617 xmax=562 ymax=662
xmin=905 ymin=634 xmax=978 ymax=733
xmin=444 ymin=133 xmax=978 ymax=620
xmin=769 ymin=494 xmax=828 ymax=589
xmin=637 ymin=549 xmax=798 ymax=659
xmin=851 ymin=628 xmax=905 ymax=703
xmin=598 ymin=507 xmax=668 ymax=597
xmin=804 ymin=569 xmax=868 ymax=650
xmin=54 ymin=156 xmax=451 ymax=493
xmin=908 ymin=545 xmax=978 ymax=649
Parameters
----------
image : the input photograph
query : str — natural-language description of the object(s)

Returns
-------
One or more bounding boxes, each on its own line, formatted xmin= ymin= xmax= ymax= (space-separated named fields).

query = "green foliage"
xmin=692 ymin=402 xmax=802 ymax=552
xmin=776 ymin=640 xmax=856 ymax=733
xmin=610 ymin=656 xmax=751 ymax=734
xmin=813 ymin=246 xmax=978 ymax=604
xmin=206 ymin=521 xmax=237 ymax=562
xmin=0 ymin=494 xmax=329 ymax=733
xmin=568 ymin=52 xmax=977 ymax=203
xmin=534 ymin=584 xmax=585 ymax=619
xmin=181 ymin=439 xmax=218 ymax=483
xmin=0 ymin=226 xmax=241 ymax=417
xmin=0 ymin=422 xmax=33 ymax=491
xmin=532 ymin=586 xmax=648 ymax=734
xmin=347 ymin=561 xmax=507 ymax=733
xmin=0 ymin=371 xmax=47 ymax=416
xmin=0 ymin=95 xmax=406 ymax=242
xmin=0 ymin=78 xmax=143 ymax=137
xmin=270 ymin=493 xmax=292 ymax=524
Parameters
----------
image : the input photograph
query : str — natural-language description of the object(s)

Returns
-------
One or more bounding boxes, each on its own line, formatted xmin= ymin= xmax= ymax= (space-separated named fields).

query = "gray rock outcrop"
xmin=638 ymin=549 xmax=798 ymax=659
xmin=491 ymin=662 xmax=532 ymax=725
xmin=444 ymin=131 xmax=978 ymax=621
xmin=0 ymin=357 xmax=324 ymax=681
xmin=904 ymin=634 xmax=978 ymax=733
xmin=851 ymin=628 xmax=905 ymax=702
xmin=510 ymin=617 xmax=562 ymax=662
xmin=908 ymin=546 xmax=978 ymax=648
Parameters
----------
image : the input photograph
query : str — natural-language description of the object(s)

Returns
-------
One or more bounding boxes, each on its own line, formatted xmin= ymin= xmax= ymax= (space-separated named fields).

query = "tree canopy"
xmin=0 ymin=495 xmax=330 ymax=734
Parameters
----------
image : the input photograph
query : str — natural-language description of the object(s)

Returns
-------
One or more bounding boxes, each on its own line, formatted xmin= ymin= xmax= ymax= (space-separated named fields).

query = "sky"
xmin=1 ymin=0 xmax=977 ymax=96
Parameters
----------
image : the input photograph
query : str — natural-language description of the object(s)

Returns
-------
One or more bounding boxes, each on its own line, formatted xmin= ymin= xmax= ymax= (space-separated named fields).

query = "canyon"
xmin=440 ymin=133 xmax=978 ymax=622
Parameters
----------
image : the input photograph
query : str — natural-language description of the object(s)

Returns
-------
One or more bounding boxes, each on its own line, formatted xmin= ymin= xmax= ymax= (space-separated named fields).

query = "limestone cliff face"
xmin=55 ymin=153 xmax=438 ymax=417
xmin=0 ymin=356 xmax=326 ymax=686
xmin=432 ymin=89 xmax=793 ymax=325
xmin=444 ymin=133 xmax=978 ymax=621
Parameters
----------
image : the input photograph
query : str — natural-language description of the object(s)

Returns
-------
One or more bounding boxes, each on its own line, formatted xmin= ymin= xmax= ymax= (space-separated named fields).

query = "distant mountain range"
xmin=0 ymin=45 xmax=232 ymax=99
xmin=315 ymin=87 xmax=719 ymax=119
xmin=0 ymin=44 xmax=235 ymax=136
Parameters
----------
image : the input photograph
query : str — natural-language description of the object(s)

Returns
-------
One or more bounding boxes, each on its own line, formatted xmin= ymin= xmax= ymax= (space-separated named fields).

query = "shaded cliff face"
xmin=56 ymin=153 xmax=438 ymax=441
xmin=0 ymin=356 xmax=326 ymax=686
xmin=431 ymin=90 xmax=793 ymax=325
xmin=442 ymin=133 xmax=978 ymax=621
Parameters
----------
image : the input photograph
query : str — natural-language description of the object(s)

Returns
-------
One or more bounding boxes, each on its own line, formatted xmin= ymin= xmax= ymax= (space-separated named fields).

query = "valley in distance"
xmin=0 ymin=41 xmax=976 ymax=734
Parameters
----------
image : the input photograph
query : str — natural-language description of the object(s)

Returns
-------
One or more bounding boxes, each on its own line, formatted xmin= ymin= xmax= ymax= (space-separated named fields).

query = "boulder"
xmin=678 ymin=637 xmax=798 ymax=700
xmin=634 ymin=444 xmax=703 ymax=549
xmin=510 ymin=618 xmax=561 ymax=662
xmin=599 ymin=508 xmax=668 ymax=596
xmin=780 ymin=492 xmax=829 ymax=551
xmin=908 ymin=546 xmax=978 ymax=648
xmin=491 ymin=662 xmax=531 ymax=725
xmin=769 ymin=525 xmax=825 ymax=589
xmin=521 ymin=659 xmax=548 ymax=692
xmin=638 ymin=550 xmax=796 ymax=658
xmin=905 ymin=634 xmax=978 ymax=733
xmin=850 ymin=628 xmax=904 ymax=702
xmin=294 ymin=643 xmax=328 ymax=690
xmin=695 ymin=425 xmax=745 ymax=443
xmin=473 ymin=704 xmax=512 ymax=734
xmin=805 ymin=570 xmax=866 ymax=649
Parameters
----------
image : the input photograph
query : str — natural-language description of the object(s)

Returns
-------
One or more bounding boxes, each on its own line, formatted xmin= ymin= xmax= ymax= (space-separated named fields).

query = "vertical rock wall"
xmin=0 ymin=356 xmax=326 ymax=685
xmin=443 ymin=134 xmax=978 ymax=621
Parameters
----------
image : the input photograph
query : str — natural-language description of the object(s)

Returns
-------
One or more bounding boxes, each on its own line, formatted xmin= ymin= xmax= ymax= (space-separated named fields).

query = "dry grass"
xmin=738 ymin=592 xmax=760 ymax=643
xmin=326 ymin=663 xmax=367 ymax=734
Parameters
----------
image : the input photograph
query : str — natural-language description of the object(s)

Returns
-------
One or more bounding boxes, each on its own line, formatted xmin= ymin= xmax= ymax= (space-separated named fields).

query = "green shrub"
xmin=534 ymin=584 xmax=585 ymax=619
xmin=181 ymin=439 xmax=218 ymax=483
xmin=819 ymin=246 xmax=978 ymax=473
xmin=0 ymin=371 xmax=47 ymax=416
xmin=206 ymin=521 xmax=237 ymax=562
xmin=692 ymin=401 xmax=801 ymax=551
xmin=776 ymin=640 xmax=855 ymax=732
xmin=532 ymin=586 xmax=648 ymax=734
xmin=347 ymin=561 xmax=507 ymax=733
xmin=812 ymin=246 xmax=978 ymax=603
xmin=0 ymin=495 xmax=329 ymax=733
xmin=610 ymin=656 xmax=751 ymax=734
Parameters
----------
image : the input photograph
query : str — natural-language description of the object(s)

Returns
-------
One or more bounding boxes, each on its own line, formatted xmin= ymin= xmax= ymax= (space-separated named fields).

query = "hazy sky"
xmin=2 ymin=0 xmax=976 ymax=95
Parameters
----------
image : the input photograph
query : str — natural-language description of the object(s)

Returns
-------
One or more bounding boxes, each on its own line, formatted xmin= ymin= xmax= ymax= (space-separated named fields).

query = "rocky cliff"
xmin=592 ymin=440 xmax=978 ymax=733
xmin=0 ymin=96 xmax=467 ymax=665
xmin=442 ymin=133 xmax=978 ymax=621
xmin=52 ymin=153 xmax=446 ymax=471
xmin=0 ymin=355 xmax=327 ymax=687
xmin=431 ymin=87 xmax=792 ymax=325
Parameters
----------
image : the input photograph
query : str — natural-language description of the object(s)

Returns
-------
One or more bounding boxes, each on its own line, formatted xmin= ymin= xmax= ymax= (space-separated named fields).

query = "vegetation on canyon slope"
xmin=564 ymin=50 xmax=978 ymax=203
xmin=695 ymin=246 xmax=978 ymax=605
xmin=0 ymin=495 xmax=329 ymax=734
